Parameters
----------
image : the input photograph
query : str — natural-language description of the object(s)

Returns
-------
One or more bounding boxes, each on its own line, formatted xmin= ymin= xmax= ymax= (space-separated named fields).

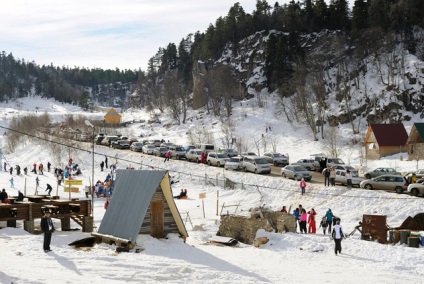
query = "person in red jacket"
xmin=308 ymin=208 xmax=317 ymax=233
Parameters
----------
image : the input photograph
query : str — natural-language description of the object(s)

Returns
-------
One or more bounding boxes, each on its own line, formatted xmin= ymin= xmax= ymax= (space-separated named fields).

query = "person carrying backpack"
xmin=332 ymin=220 xmax=345 ymax=255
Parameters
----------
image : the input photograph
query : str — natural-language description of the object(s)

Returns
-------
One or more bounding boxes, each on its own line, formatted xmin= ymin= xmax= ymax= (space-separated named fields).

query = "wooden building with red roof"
xmin=364 ymin=124 xmax=408 ymax=159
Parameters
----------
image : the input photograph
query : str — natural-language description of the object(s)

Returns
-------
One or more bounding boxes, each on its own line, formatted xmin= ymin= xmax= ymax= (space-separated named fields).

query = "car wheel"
xmin=282 ymin=173 xmax=286 ymax=178
xmin=365 ymin=174 xmax=371 ymax=179
xmin=196 ymin=158 xmax=199 ymax=163
xmin=395 ymin=186 xmax=404 ymax=194
xmin=217 ymin=162 xmax=221 ymax=167
xmin=208 ymin=161 xmax=212 ymax=166
xmin=243 ymin=167 xmax=247 ymax=172
xmin=274 ymin=161 xmax=278 ymax=166
xmin=411 ymin=188 xmax=419 ymax=197
xmin=306 ymin=167 xmax=311 ymax=171
xmin=365 ymin=184 xmax=373 ymax=190
xmin=254 ymin=169 xmax=258 ymax=174
xmin=294 ymin=175 xmax=298 ymax=181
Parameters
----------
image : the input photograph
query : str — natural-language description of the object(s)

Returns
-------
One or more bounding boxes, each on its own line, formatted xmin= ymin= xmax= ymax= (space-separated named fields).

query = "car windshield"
xmin=255 ymin=158 xmax=268 ymax=164
xmin=148 ymin=145 xmax=155 ymax=148
xmin=273 ymin=153 xmax=282 ymax=157
xmin=134 ymin=143 xmax=143 ymax=146
xmin=293 ymin=165 xmax=307 ymax=171
xmin=345 ymin=166 xmax=355 ymax=171
xmin=333 ymin=158 xmax=344 ymax=164
xmin=217 ymin=154 xmax=227 ymax=158
xmin=176 ymin=147 xmax=184 ymax=151
xmin=194 ymin=150 xmax=202 ymax=154
xmin=386 ymin=168 xmax=396 ymax=172
xmin=229 ymin=158 xmax=240 ymax=162
xmin=205 ymin=145 xmax=214 ymax=150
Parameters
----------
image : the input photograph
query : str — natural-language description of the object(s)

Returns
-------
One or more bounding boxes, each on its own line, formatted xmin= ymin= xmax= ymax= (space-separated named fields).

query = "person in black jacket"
xmin=45 ymin=183 xmax=53 ymax=195
xmin=40 ymin=211 xmax=55 ymax=252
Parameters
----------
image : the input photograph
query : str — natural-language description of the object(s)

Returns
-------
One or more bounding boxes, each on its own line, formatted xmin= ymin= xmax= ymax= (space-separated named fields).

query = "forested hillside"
xmin=133 ymin=0 xmax=424 ymax=137
xmin=0 ymin=51 xmax=141 ymax=109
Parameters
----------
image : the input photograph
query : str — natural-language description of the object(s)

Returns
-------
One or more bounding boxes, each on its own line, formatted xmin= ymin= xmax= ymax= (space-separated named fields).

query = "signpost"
xmin=64 ymin=179 xmax=82 ymax=200
xmin=199 ymin=192 xmax=206 ymax=218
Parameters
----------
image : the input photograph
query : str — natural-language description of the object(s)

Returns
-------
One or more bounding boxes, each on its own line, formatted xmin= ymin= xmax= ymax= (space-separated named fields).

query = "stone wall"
xmin=217 ymin=212 xmax=296 ymax=245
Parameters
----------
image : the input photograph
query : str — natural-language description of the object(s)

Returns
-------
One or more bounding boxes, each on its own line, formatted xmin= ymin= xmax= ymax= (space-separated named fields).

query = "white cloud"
xmin=1 ymin=0 xmax=264 ymax=70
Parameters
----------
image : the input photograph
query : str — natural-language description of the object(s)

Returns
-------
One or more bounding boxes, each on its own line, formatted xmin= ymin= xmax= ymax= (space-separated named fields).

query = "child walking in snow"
xmin=319 ymin=217 xmax=328 ymax=235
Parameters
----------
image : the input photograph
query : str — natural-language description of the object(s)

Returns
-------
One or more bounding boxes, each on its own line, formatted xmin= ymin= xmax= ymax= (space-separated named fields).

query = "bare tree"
xmin=291 ymin=58 xmax=318 ymax=140
xmin=219 ymin=119 xmax=235 ymax=149
xmin=323 ymin=127 xmax=341 ymax=157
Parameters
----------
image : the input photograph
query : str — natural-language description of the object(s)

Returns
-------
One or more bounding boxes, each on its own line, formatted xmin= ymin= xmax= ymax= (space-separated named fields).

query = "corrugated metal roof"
xmin=98 ymin=170 xmax=167 ymax=243
xmin=371 ymin=124 xmax=408 ymax=146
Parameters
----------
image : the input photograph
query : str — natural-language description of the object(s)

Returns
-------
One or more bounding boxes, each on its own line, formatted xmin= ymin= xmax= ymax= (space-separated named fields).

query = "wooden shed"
xmin=406 ymin=123 xmax=424 ymax=161
xmin=364 ymin=124 xmax=408 ymax=159
xmin=94 ymin=170 xmax=188 ymax=246
xmin=104 ymin=108 xmax=121 ymax=125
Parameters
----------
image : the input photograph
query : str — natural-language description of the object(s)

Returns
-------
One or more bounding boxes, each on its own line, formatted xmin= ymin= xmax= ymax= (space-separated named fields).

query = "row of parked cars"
xmin=96 ymin=134 xmax=424 ymax=196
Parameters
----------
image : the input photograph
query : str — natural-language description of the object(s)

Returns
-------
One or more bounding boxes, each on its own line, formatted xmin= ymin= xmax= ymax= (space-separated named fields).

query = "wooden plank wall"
xmin=139 ymin=185 xmax=179 ymax=237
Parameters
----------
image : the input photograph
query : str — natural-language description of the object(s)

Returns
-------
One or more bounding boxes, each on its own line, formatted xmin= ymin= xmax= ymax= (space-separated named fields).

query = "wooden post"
xmin=216 ymin=190 xmax=219 ymax=216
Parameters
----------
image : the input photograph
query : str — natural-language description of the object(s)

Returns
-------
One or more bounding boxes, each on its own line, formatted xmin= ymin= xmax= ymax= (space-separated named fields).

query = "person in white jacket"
xmin=332 ymin=220 xmax=345 ymax=255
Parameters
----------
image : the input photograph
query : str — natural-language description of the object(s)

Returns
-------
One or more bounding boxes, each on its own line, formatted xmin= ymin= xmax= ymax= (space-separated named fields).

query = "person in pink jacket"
xmin=299 ymin=209 xmax=307 ymax=233
xmin=299 ymin=178 xmax=306 ymax=195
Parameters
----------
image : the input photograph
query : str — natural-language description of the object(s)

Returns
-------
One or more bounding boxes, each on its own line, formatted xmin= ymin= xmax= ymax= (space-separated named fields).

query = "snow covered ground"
xmin=0 ymin=97 xmax=423 ymax=284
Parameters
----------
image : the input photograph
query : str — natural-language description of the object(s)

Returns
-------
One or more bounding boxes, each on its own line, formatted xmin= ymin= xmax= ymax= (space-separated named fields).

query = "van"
xmin=241 ymin=156 xmax=271 ymax=174
xmin=195 ymin=143 xmax=215 ymax=153
xmin=312 ymin=156 xmax=345 ymax=171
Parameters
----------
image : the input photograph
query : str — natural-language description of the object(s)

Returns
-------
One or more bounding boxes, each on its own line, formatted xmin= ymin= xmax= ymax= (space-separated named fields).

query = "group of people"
xmin=292 ymin=205 xmax=317 ymax=233
xmin=289 ymin=205 xmax=345 ymax=255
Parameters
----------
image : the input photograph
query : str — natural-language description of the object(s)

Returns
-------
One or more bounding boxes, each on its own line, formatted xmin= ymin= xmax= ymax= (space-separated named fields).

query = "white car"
xmin=292 ymin=159 xmax=314 ymax=171
xmin=186 ymin=149 xmax=203 ymax=163
xmin=407 ymin=181 xmax=424 ymax=197
xmin=325 ymin=165 xmax=359 ymax=177
xmin=334 ymin=170 xmax=364 ymax=187
xmin=142 ymin=144 xmax=156 ymax=154
xmin=207 ymin=152 xmax=230 ymax=167
xmin=224 ymin=156 xmax=243 ymax=171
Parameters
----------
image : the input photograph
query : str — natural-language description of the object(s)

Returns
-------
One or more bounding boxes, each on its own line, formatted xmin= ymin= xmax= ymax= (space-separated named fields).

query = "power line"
xmin=0 ymin=125 xmax=419 ymax=201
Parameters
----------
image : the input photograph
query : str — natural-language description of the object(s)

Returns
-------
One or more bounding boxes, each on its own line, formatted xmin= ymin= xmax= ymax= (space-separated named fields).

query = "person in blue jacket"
xmin=325 ymin=208 xmax=334 ymax=234
xmin=293 ymin=208 xmax=300 ymax=232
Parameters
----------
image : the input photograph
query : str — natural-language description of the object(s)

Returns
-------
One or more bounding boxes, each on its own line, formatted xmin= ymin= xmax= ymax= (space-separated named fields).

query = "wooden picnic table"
xmin=26 ymin=196 xmax=46 ymax=203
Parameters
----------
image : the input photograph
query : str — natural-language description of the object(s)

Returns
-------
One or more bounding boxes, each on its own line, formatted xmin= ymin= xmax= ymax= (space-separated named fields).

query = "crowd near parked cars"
xmin=93 ymin=134 xmax=423 ymax=196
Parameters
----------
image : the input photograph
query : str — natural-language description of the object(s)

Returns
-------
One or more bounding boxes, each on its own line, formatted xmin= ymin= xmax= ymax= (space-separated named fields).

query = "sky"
xmin=0 ymin=0 xmax=354 ymax=72
xmin=0 ymin=0 xmax=265 ymax=71
xmin=0 ymin=96 xmax=423 ymax=283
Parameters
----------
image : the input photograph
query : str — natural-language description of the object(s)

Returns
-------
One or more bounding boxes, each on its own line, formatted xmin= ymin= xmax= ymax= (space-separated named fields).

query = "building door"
xmin=150 ymin=200 xmax=164 ymax=238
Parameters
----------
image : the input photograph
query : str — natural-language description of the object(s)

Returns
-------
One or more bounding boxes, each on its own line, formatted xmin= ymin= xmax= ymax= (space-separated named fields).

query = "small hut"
xmin=364 ymin=124 xmax=408 ymax=159
xmin=93 ymin=170 xmax=188 ymax=247
xmin=104 ymin=108 xmax=121 ymax=125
